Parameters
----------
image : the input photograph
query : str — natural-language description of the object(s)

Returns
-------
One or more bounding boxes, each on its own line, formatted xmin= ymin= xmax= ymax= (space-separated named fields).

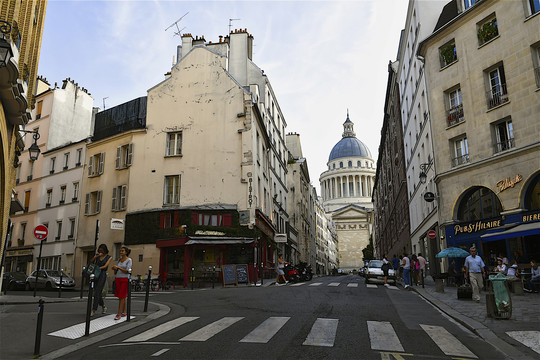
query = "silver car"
xmin=365 ymin=260 xmax=396 ymax=284
xmin=26 ymin=269 xmax=76 ymax=290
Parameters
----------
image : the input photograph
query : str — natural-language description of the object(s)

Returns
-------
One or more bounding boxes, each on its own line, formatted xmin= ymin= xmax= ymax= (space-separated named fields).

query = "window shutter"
xmin=84 ymin=193 xmax=90 ymax=215
xmin=112 ymin=187 xmax=118 ymax=210
xmin=88 ymin=156 xmax=94 ymax=176
xmin=98 ymin=153 xmax=105 ymax=174
xmin=96 ymin=191 xmax=102 ymax=213
xmin=166 ymin=134 xmax=171 ymax=156
xmin=223 ymin=214 xmax=232 ymax=226
xmin=116 ymin=147 xmax=121 ymax=169
xmin=159 ymin=213 xmax=167 ymax=229
xmin=121 ymin=185 xmax=127 ymax=209
xmin=174 ymin=211 xmax=179 ymax=227
xmin=192 ymin=212 xmax=198 ymax=224
xmin=127 ymin=143 xmax=133 ymax=166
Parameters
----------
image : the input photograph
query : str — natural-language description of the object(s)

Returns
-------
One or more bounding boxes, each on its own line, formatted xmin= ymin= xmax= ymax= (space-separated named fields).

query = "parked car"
xmin=26 ymin=269 xmax=76 ymax=290
xmin=365 ymin=260 xmax=396 ymax=284
xmin=1 ymin=272 xmax=27 ymax=291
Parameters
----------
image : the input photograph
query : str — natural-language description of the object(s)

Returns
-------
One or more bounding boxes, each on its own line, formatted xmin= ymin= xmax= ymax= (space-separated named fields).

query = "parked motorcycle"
xmin=280 ymin=264 xmax=300 ymax=283
xmin=296 ymin=262 xmax=313 ymax=282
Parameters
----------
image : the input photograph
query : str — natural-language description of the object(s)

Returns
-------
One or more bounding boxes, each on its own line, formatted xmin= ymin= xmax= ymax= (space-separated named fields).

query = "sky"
xmin=38 ymin=0 xmax=414 ymax=194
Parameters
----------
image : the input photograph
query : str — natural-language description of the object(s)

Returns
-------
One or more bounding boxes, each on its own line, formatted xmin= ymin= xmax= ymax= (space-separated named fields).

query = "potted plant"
xmin=440 ymin=43 xmax=456 ymax=66
xmin=478 ymin=19 xmax=498 ymax=44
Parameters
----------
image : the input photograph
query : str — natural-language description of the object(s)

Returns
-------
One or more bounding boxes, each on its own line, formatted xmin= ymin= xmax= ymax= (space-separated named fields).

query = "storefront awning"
xmin=480 ymin=222 xmax=540 ymax=242
xmin=185 ymin=236 xmax=254 ymax=245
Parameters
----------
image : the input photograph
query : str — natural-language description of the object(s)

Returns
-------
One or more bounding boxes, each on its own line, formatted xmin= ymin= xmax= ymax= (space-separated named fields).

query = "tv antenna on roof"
xmin=166 ymin=12 xmax=189 ymax=37
xmin=229 ymin=18 xmax=240 ymax=34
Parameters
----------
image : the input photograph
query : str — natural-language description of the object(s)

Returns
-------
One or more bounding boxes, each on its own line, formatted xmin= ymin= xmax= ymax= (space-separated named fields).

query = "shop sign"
xmin=522 ymin=211 xmax=540 ymax=223
xmin=454 ymin=218 xmax=502 ymax=236
xmin=496 ymin=174 xmax=522 ymax=193
xmin=195 ymin=230 xmax=226 ymax=236
xmin=247 ymin=173 xmax=254 ymax=208
xmin=6 ymin=249 xmax=33 ymax=257
xmin=274 ymin=234 xmax=287 ymax=243
xmin=111 ymin=218 xmax=124 ymax=230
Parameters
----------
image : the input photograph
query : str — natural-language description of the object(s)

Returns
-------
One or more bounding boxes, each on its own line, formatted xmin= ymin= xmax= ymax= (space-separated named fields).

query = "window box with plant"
xmin=439 ymin=42 xmax=457 ymax=68
xmin=478 ymin=18 xmax=499 ymax=45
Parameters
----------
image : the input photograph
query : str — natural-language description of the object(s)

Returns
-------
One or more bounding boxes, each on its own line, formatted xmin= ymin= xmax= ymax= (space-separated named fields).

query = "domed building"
xmin=319 ymin=113 xmax=376 ymax=271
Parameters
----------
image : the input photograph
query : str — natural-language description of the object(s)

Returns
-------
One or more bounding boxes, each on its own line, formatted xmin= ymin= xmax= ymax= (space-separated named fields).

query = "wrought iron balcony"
xmin=451 ymin=154 xmax=470 ymax=167
xmin=446 ymin=104 xmax=464 ymax=127
xmin=494 ymin=138 xmax=515 ymax=153
xmin=486 ymin=84 xmax=509 ymax=109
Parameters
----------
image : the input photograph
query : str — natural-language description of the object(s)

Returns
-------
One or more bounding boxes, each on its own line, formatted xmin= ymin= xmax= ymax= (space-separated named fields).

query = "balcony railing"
xmin=486 ymin=84 xmax=509 ymax=109
xmin=494 ymin=138 xmax=515 ymax=153
xmin=452 ymin=154 xmax=470 ymax=167
xmin=535 ymin=66 xmax=540 ymax=89
xmin=446 ymin=104 xmax=464 ymax=127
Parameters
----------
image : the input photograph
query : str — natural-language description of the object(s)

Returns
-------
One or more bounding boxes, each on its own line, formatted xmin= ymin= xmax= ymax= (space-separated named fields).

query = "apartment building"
xmin=418 ymin=0 xmax=540 ymax=264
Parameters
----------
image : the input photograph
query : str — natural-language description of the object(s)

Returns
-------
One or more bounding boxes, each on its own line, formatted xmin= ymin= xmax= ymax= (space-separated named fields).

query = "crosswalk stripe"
xmin=388 ymin=285 xmax=399 ymax=290
xmin=124 ymin=317 xmax=199 ymax=342
xmin=506 ymin=331 xmax=540 ymax=355
xmin=302 ymin=318 xmax=339 ymax=347
xmin=309 ymin=282 xmax=323 ymax=286
xmin=366 ymin=284 xmax=378 ymax=288
xmin=367 ymin=321 xmax=404 ymax=352
xmin=347 ymin=283 xmax=358 ymax=287
xmin=240 ymin=317 xmax=290 ymax=343
xmin=290 ymin=282 xmax=305 ymax=287
xmin=328 ymin=282 xmax=340 ymax=287
xmin=48 ymin=314 xmax=134 ymax=339
xmin=151 ymin=348 xmax=170 ymax=356
xmin=420 ymin=324 xmax=478 ymax=358
xmin=180 ymin=317 xmax=243 ymax=341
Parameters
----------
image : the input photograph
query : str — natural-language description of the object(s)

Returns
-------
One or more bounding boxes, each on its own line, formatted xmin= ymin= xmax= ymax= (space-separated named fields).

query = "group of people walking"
xmin=385 ymin=253 xmax=427 ymax=289
xmin=89 ymin=244 xmax=132 ymax=320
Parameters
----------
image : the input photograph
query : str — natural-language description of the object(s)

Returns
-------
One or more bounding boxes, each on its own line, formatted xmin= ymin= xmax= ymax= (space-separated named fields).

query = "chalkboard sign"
xmin=236 ymin=264 xmax=249 ymax=284
xmin=222 ymin=265 xmax=237 ymax=286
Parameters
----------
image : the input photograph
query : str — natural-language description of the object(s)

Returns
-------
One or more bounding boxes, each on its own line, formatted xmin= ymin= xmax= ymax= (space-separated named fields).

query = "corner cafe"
xmin=444 ymin=172 xmax=540 ymax=265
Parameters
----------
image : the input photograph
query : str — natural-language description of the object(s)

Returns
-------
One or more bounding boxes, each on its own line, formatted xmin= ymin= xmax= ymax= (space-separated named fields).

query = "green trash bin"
xmin=488 ymin=273 xmax=512 ymax=319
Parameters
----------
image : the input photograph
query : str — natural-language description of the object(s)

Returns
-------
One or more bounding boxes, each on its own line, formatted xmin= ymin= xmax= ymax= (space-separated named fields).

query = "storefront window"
xmin=225 ymin=247 xmax=253 ymax=264
xmin=525 ymin=173 xmax=540 ymax=210
xmin=457 ymin=186 xmax=502 ymax=221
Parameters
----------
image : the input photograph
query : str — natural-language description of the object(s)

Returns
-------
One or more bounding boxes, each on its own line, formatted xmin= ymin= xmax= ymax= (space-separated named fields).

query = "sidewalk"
xmin=409 ymin=276 xmax=540 ymax=360
xmin=0 ymin=291 xmax=169 ymax=360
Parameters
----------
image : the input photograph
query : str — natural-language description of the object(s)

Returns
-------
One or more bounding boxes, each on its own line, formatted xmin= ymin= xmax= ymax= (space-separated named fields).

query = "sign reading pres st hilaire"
xmin=111 ymin=218 xmax=125 ymax=230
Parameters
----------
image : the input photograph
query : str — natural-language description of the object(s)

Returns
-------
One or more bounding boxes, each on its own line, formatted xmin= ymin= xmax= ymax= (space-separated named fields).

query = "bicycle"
xmin=150 ymin=274 xmax=175 ymax=291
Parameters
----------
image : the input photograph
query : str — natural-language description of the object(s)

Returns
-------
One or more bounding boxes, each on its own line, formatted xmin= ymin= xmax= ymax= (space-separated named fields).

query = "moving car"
xmin=26 ymin=269 xmax=76 ymax=290
xmin=1 ymin=272 xmax=27 ymax=291
xmin=365 ymin=260 xmax=396 ymax=284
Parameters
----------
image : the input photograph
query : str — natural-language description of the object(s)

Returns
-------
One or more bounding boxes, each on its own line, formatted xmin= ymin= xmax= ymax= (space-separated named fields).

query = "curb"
xmin=38 ymin=301 xmax=170 ymax=360
xmin=410 ymin=287 xmax=535 ymax=360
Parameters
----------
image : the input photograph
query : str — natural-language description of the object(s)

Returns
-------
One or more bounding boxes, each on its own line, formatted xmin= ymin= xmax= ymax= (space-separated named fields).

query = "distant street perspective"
xmin=1 ymin=1 xmax=539 ymax=360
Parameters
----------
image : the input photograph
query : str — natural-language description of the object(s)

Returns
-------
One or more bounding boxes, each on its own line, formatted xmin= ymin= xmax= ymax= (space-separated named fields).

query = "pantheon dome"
xmin=320 ymin=113 xmax=376 ymax=212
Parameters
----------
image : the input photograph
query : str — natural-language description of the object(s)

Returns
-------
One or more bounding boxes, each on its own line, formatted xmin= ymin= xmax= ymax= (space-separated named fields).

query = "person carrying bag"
xmin=89 ymin=244 xmax=112 ymax=316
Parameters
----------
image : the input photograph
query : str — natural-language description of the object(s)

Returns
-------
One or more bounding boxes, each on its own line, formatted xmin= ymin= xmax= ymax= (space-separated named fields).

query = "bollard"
xmin=80 ymin=266 xmax=86 ymax=299
xmin=144 ymin=266 xmax=152 ymax=312
xmin=191 ymin=267 xmax=194 ymax=290
xmin=33 ymin=299 xmax=45 ymax=356
xmin=58 ymin=269 xmax=63 ymax=298
xmin=127 ymin=268 xmax=132 ymax=322
xmin=260 ymin=264 xmax=264 ymax=286
xmin=85 ymin=274 xmax=95 ymax=336
xmin=421 ymin=269 xmax=425 ymax=288
xmin=212 ymin=265 xmax=216 ymax=289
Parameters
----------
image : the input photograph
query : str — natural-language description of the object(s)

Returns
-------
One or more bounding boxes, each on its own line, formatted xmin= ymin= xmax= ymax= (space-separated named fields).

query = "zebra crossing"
xmin=288 ymin=281 xmax=397 ymax=289
xmin=118 ymin=315 xmax=482 ymax=358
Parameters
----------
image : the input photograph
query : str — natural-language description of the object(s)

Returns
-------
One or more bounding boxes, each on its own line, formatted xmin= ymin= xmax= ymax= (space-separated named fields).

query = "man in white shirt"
xmin=401 ymin=253 xmax=411 ymax=289
xmin=464 ymin=247 xmax=486 ymax=303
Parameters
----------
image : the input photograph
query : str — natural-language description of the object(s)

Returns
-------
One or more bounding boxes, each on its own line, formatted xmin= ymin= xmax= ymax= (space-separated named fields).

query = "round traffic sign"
xmin=427 ymin=230 xmax=437 ymax=239
xmin=34 ymin=224 xmax=48 ymax=240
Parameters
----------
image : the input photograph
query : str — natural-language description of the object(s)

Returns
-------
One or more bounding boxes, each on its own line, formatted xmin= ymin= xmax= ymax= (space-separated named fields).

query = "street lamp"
xmin=419 ymin=163 xmax=430 ymax=184
xmin=0 ymin=21 xmax=13 ymax=67
xmin=19 ymin=129 xmax=41 ymax=161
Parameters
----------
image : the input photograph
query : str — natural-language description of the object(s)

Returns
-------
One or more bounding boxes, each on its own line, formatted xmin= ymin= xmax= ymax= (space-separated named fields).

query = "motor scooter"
xmin=278 ymin=264 xmax=300 ymax=283
xmin=297 ymin=262 xmax=313 ymax=281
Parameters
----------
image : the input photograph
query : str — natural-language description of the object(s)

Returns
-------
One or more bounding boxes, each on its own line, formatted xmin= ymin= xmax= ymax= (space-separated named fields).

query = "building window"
xmin=73 ymin=182 xmax=79 ymax=201
xmin=60 ymin=185 xmax=66 ymax=204
xmin=457 ymin=186 xmax=502 ymax=222
xmin=192 ymin=213 xmax=232 ymax=226
xmin=439 ymin=40 xmax=457 ymax=68
xmin=477 ymin=15 xmax=499 ymax=46
xmin=526 ymin=0 xmax=540 ymax=16
xmin=20 ymin=223 xmax=27 ymax=244
xmin=348 ymin=161 xmax=352 ymax=168
xmin=463 ymin=0 xmax=478 ymax=10
xmin=451 ymin=136 xmax=469 ymax=167
xmin=116 ymin=143 xmax=133 ymax=169
xmin=68 ymin=218 xmax=75 ymax=239
xmin=24 ymin=191 xmax=30 ymax=212
xmin=532 ymin=45 xmax=540 ymax=89
xmin=164 ymin=175 xmax=180 ymax=205
xmin=339 ymin=162 xmax=343 ymax=168
xmin=63 ymin=153 xmax=69 ymax=170
xmin=493 ymin=118 xmax=514 ymax=153
xmin=357 ymin=161 xmax=361 ymax=167
xmin=36 ymin=100 xmax=43 ymax=119
xmin=76 ymin=148 xmax=82 ymax=166
xmin=88 ymin=153 xmax=105 ymax=177
xmin=50 ymin=157 xmax=56 ymax=174
xmin=333 ymin=163 xmax=335 ymax=169
xmin=55 ymin=221 xmax=62 ymax=241
xmin=166 ymin=132 xmax=182 ymax=156
xmin=46 ymin=189 xmax=52 ymax=207
xmin=84 ymin=190 xmax=102 ymax=215
xmin=486 ymin=64 xmax=508 ymax=109
xmin=446 ymin=87 xmax=464 ymax=126
xmin=112 ymin=185 xmax=127 ymax=211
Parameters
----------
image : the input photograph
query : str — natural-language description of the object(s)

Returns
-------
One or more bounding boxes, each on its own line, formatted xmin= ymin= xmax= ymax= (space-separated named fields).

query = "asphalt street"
xmin=49 ymin=275 xmax=505 ymax=360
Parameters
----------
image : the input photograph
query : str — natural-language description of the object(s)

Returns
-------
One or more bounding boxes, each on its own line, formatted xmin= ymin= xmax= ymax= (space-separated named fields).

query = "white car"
xmin=365 ymin=260 xmax=396 ymax=284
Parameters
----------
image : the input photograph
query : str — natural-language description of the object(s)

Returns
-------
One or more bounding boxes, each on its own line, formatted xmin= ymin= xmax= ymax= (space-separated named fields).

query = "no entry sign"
xmin=34 ymin=224 xmax=48 ymax=240
xmin=427 ymin=230 xmax=437 ymax=239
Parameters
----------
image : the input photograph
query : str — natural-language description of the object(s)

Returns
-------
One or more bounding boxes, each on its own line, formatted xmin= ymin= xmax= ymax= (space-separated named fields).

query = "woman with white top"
xmin=112 ymin=246 xmax=132 ymax=320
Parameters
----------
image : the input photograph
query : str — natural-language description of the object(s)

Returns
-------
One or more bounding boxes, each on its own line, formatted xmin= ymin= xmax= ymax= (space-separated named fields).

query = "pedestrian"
xmin=391 ymin=254 xmax=400 ymax=273
xmin=506 ymin=260 xmax=519 ymax=280
xmin=417 ymin=253 xmax=426 ymax=283
xmin=382 ymin=255 xmax=390 ymax=288
xmin=526 ymin=260 xmax=540 ymax=293
xmin=89 ymin=244 xmax=112 ymax=316
xmin=112 ymin=246 xmax=132 ymax=320
xmin=494 ymin=258 xmax=507 ymax=274
xmin=411 ymin=254 xmax=419 ymax=286
xmin=464 ymin=247 xmax=486 ymax=303
xmin=275 ymin=254 xmax=288 ymax=285
xmin=401 ymin=253 xmax=411 ymax=289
